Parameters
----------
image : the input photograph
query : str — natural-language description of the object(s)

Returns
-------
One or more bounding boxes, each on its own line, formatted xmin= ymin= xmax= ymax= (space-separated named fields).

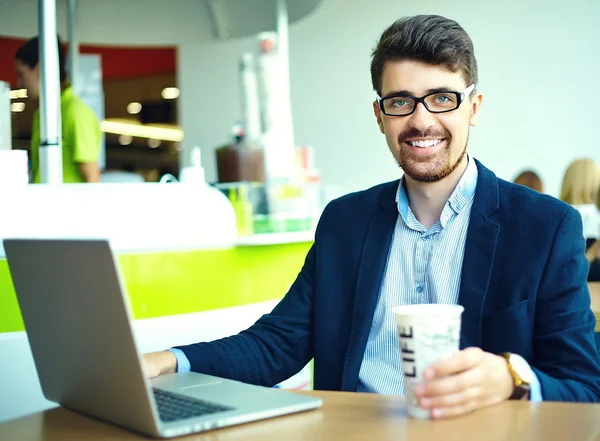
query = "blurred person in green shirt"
xmin=15 ymin=36 xmax=101 ymax=183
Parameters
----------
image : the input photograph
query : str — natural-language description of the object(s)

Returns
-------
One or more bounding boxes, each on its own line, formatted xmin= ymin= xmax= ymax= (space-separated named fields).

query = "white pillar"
xmin=276 ymin=0 xmax=290 ymax=103
xmin=67 ymin=0 xmax=79 ymax=94
xmin=0 ymin=82 xmax=11 ymax=151
xmin=256 ymin=0 xmax=297 ymax=184
xmin=38 ymin=0 xmax=63 ymax=184
xmin=276 ymin=0 xmax=294 ymax=147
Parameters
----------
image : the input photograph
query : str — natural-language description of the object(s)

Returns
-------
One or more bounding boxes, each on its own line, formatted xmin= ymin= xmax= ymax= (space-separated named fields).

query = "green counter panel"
xmin=0 ymin=242 xmax=312 ymax=333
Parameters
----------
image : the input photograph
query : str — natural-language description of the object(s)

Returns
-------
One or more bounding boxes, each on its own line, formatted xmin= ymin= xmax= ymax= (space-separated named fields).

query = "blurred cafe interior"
xmin=1 ymin=0 xmax=600 ymax=429
xmin=0 ymin=0 xmax=330 ymax=422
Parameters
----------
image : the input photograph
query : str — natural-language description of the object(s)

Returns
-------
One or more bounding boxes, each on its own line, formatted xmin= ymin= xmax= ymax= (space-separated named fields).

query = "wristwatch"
xmin=500 ymin=352 xmax=532 ymax=400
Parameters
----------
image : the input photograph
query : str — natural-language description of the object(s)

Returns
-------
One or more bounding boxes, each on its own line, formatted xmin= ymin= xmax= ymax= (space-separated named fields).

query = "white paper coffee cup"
xmin=392 ymin=304 xmax=464 ymax=419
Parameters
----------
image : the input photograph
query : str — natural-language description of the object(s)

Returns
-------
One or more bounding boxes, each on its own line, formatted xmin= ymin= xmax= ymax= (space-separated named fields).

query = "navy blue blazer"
xmin=178 ymin=160 xmax=600 ymax=402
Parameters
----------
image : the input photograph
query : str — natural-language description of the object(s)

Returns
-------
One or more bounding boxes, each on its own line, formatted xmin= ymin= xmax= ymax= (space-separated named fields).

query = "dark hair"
xmin=370 ymin=15 xmax=478 ymax=96
xmin=15 ymin=36 xmax=67 ymax=83
xmin=514 ymin=170 xmax=544 ymax=193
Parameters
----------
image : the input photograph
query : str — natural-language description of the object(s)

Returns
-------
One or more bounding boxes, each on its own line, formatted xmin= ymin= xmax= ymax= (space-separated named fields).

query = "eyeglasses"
xmin=377 ymin=84 xmax=475 ymax=116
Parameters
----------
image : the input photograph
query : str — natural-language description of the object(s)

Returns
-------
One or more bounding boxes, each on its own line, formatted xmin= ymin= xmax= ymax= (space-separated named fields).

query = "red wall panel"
xmin=0 ymin=36 xmax=176 ymax=87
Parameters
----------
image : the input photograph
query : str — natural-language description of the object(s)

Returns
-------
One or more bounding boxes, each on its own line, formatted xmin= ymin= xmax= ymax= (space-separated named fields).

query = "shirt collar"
xmin=395 ymin=155 xmax=478 ymax=229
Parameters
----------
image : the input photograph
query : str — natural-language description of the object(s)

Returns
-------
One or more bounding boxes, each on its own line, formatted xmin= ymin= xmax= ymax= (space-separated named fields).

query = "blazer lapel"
xmin=340 ymin=186 xmax=398 ymax=391
xmin=459 ymin=160 xmax=500 ymax=349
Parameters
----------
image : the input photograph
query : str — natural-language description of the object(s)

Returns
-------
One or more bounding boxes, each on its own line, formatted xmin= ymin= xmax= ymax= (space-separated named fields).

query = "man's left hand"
xmin=413 ymin=347 xmax=514 ymax=419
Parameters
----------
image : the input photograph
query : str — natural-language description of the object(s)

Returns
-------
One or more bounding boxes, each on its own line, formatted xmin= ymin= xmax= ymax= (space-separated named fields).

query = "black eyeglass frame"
xmin=377 ymin=84 xmax=475 ymax=117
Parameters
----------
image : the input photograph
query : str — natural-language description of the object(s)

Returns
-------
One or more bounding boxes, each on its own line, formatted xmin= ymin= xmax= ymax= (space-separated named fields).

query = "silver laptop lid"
xmin=4 ymin=239 xmax=160 ymax=436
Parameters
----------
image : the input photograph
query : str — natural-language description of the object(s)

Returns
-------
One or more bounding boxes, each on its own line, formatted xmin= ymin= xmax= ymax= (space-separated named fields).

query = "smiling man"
xmin=144 ymin=15 xmax=600 ymax=417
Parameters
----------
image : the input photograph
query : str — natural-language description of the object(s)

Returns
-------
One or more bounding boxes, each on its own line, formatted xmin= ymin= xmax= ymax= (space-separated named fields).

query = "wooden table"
xmin=590 ymin=282 xmax=600 ymax=332
xmin=1 ymin=390 xmax=598 ymax=441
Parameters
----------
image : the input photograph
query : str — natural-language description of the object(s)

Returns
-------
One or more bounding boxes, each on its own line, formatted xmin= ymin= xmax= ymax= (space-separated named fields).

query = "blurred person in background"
xmin=559 ymin=158 xmax=600 ymax=241
xmin=586 ymin=186 xmax=600 ymax=281
xmin=15 ymin=36 xmax=101 ymax=183
xmin=513 ymin=170 xmax=543 ymax=193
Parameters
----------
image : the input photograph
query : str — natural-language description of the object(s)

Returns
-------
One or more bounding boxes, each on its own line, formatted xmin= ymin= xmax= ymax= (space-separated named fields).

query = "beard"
xmin=395 ymin=128 xmax=469 ymax=183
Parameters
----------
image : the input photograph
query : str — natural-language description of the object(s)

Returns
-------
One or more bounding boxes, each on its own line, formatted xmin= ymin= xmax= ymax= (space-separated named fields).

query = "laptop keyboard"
xmin=153 ymin=388 xmax=235 ymax=423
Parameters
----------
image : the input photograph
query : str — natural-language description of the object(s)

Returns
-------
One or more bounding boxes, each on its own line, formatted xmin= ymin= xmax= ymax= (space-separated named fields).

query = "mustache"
xmin=399 ymin=128 xmax=448 ymax=142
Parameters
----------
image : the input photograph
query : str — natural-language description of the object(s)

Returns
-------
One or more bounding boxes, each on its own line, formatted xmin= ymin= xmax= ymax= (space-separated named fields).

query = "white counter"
xmin=0 ymin=183 xmax=315 ymax=422
xmin=0 ymin=183 xmax=238 ymax=257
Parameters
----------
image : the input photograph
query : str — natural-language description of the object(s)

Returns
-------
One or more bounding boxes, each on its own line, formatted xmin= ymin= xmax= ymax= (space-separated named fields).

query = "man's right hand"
xmin=143 ymin=351 xmax=178 ymax=378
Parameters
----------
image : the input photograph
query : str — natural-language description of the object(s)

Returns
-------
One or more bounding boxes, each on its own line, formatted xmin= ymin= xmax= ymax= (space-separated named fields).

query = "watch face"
xmin=510 ymin=354 xmax=534 ymax=384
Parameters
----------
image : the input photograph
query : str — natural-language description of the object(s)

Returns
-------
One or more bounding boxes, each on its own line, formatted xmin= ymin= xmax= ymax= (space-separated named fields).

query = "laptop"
xmin=4 ymin=238 xmax=322 ymax=438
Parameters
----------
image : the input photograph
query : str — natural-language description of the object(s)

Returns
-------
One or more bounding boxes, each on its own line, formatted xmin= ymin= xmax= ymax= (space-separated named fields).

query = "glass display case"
xmin=214 ymin=181 xmax=323 ymax=236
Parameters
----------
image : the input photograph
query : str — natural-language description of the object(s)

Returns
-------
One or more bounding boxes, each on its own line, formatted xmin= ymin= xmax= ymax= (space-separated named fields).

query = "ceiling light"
xmin=161 ymin=87 xmax=180 ymax=100
xmin=118 ymin=134 xmax=133 ymax=145
xmin=127 ymin=102 xmax=142 ymax=114
xmin=9 ymin=89 xmax=27 ymax=99
xmin=10 ymin=102 xmax=25 ymax=112
xmin=100 ymin=120 xmax=184 ymax=142
xmin=168 ymin=143 xmax=182 ymax=154
xmin=147 ymin=139 xmax=161 ymax=148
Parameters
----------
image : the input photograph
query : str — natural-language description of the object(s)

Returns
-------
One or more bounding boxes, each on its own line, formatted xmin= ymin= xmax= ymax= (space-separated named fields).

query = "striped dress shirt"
xmin=356 ymin=157 xmax=477 ymax=394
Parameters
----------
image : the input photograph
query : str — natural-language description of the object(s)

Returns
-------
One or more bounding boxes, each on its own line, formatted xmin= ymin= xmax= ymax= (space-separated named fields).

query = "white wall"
xmin=179 ymin=0 xmax=600 ymax=197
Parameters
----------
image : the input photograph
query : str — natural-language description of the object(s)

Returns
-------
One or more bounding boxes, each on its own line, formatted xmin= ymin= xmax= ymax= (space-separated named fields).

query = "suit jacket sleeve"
xmin=173 ymin=230 xmax=318 ymax=387
xmin=531 ymin=208 xmax=600 ymax=401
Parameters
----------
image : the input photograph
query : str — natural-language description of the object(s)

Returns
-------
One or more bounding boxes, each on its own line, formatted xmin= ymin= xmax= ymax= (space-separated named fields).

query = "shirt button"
xmin=416 ymin=286 xmax=424 ymax=293
xmin=421 ymin=236 xmax=428 ymax=241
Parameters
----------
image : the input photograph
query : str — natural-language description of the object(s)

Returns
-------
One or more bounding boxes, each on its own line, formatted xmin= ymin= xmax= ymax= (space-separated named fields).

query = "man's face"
xmin=15 ymin=59 xmax=39 ymax=99
xmin=373 ymin=60 xmax=482 ymax=182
